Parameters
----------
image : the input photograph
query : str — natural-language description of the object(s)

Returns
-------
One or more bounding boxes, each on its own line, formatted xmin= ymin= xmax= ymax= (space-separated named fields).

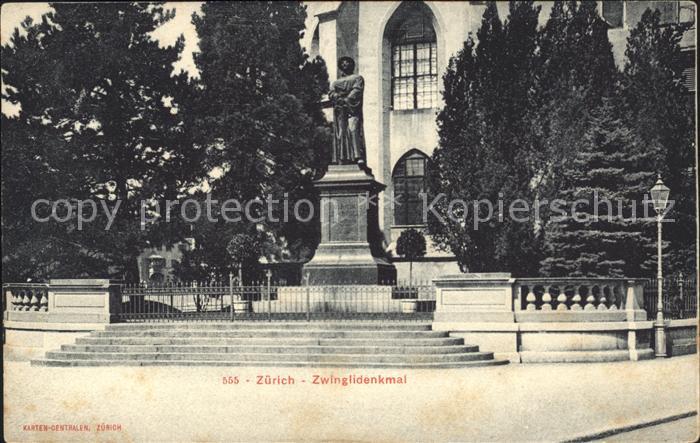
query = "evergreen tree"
xmin=540 ymin=99 xmax=657 ymax=277
xmin=428 ymin=36 xmax=480 ymax=271
xmin=621 ymin=8 xmax=696 ymax=275
xmin=429 ymin=1 xmax=541 ymax=275
xmin=1 ymin=113 xmax=93 ymax=280
xmin=532 ymin=1 xmax=619 ymax=204
xmin=1 ymin=4 xmax=200 ymax=281
xmin=185 ymin=2 xmax=330 ymax=272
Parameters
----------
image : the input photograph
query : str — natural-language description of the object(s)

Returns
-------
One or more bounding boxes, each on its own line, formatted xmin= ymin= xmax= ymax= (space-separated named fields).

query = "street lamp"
xmin=650 ymin=175 xmax=670 ymax=358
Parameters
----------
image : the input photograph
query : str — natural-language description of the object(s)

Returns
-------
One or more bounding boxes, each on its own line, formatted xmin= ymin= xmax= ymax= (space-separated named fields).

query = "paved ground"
xmin=3 ymin=354 xmax=698 ymax=442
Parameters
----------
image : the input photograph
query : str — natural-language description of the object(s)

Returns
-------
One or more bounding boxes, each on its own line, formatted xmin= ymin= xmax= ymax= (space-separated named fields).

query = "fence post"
xmin=678 ymin=272 xmax=684 ymax=319
xmin=266 ymin=270 xmax=272 ymax=322
xmin=229 ymin=272 xmax=234 ymax=322
xmin=304 ymin=273 xmax=310 ymax=322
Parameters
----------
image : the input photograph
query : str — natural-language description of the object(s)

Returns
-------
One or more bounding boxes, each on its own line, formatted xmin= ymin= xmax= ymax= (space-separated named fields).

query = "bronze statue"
xmin=329 ymin=57 xmax=366 ymax=165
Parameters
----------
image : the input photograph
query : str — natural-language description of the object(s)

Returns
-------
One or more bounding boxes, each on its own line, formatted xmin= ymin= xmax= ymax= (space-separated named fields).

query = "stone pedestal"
xmin=303 ymin=164 xmax=396 ymax=285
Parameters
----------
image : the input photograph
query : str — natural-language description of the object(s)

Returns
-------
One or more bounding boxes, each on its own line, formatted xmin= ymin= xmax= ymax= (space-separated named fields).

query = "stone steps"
xmin=31 ymin=322 xmax=507 ymax=368
xmin=74 ymin=336 xmax=466 ymax=346
xmin=62 ymin=344 xmax=480 ymax=354
xmin=104 ymin=322 xmax=433 ymax=331
xmin=44 ymin=351 xmax=494 ymax=363
xmin=90 ymin=330 xmax=449 ymax=339
xmin=32 ymin=359 xmax=505 ymax=368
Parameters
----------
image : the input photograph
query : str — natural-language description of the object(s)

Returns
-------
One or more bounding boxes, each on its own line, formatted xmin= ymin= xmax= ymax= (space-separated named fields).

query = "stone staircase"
xmin=31 ymin=322 xmax=507 ymax=368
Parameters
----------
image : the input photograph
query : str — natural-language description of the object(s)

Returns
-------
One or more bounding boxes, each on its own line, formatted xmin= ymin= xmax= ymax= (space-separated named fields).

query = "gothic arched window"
xmin=393 ymin=150 xmax=428 ymax=226
xmin=389 ymin=3 xmax=438 ymax=110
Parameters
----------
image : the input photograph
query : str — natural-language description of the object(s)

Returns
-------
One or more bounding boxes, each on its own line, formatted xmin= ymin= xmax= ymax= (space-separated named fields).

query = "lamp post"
xmin=650 ymin=176 xmax=670 ymax=358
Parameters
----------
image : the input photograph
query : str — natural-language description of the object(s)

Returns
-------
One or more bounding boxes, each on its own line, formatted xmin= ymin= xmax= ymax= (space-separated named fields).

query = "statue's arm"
xmin=329 ymin=90 xmax=346 ymax=108
xmin=345 ymin=76 xmax=364 ymax=107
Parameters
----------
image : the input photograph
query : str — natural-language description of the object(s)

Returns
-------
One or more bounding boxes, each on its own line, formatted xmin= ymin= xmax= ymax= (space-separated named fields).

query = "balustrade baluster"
xmin=28 ymin=290 xmax=40 ymax=311
xmin=11 ymin=290 xmax=20 ymax=310
xmin=609 ymin=285 xmax=619 ymax=310
xmin=584 ymin=285 xmax=596 ymax=310
xmin=571 ymin=287 xmax=582 ymax=311
xmin=21 ymin=291 xmax=31 ymax=311
xmin=598 ymin=286 xmax=608 ymax=311
xmin=525 ymin=287 xmax=536 ymax=311
xmin=556 ymin=287 xmax=568 ymax=311
xmin=541 ymin=286 xmax=552 ymax=310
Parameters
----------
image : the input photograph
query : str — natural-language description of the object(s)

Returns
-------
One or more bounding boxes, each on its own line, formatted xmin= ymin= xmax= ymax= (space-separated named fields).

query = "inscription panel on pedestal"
xmin=441 ymin=288 xmax=508 ymax=308
xmin=326 ymin=195 xmax=362 ymax=242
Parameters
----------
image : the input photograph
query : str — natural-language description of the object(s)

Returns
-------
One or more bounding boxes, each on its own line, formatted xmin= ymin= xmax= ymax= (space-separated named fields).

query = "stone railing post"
xmin=513 ymin=282 xmax=523 ymax=312
xmin=624 ymin=279 xmax=647 ymax=322
xmin=433 ymin=273 xmax=516 ymax=322
xmin=47 ymin=279 xmax=122 ymax=324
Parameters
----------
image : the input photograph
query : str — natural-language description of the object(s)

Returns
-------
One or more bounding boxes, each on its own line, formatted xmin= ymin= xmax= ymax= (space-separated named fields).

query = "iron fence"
xmin=118 ymin=280 xmax=436 ymax=322
xmin=643 ymin=275 xmax=697 ymax=320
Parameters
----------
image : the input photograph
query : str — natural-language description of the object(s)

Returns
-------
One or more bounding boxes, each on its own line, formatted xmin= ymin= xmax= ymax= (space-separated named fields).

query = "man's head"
xmin=338 ymin=56 xmax=355 ymax=75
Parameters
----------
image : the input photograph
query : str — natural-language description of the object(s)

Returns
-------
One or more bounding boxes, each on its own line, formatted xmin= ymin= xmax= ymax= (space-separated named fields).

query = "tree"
xmin=1 ymin=3 xmax=201 ymax=281
xmin=189 ymin=2 xmax=330 ymax=273
xmin=531 ymin=0 xmax=619 ymax=207
xmin=226 ymin=232 xmax=278 ymax=283
xmin=428 ymin=1 xmax=542 ymax=275
xmin=171 ymin=242 xmax=211 ymax=283
xmin=395 ymin=228 xmax=426 ymax=286
xmin=620 ymin=8 xmax=696 ymax=275
xmin=540 ymin=99 xmax=657 ymax=277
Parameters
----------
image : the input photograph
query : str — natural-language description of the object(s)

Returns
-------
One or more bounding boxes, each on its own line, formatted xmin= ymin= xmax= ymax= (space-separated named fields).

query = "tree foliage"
xmin=396 ymin=228 xmax=427 ymax=261
xmin=429 ymin=1 xmax=542 ymax=275
xmin=620 ymin=8 xmax=696 ymax=274
xmin=2 ymin=3 xmax=200 ymax=281
xmin=540 ymin=99 xmax=657 ymax=277
xmin=532 ymin=0 xmax=619 ymax=212
xmin=429 ymin=1 xmax=690 ymax=278
xmin=173 ymin=1 xmax=331 ymax=279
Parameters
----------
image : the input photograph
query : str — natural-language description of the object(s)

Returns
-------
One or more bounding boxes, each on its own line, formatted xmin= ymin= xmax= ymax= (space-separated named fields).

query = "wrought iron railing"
xmin=643 ymin=276 xmax=697 ymax=320
xmin=118 ymin=281 xmax=436 ymax=322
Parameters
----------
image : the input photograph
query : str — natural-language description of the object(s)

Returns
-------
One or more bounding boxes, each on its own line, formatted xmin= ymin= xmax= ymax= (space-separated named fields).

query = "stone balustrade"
xmin=4 ymin=280 xmax=121 ymax=323
xmin=432 ymin=273 xmax=655 ymax=363
xmin=5 ymin=284 xmax=50 ymax=312
xmin=517 ymin=278 xmax=626 ymax=312
xmin=4 ymin=279 xmax=122 ymax=361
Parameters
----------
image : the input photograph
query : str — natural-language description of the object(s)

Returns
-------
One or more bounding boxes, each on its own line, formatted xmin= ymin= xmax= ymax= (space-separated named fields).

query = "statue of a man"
xmin=329 ymin=56 xmax=366 ymax=166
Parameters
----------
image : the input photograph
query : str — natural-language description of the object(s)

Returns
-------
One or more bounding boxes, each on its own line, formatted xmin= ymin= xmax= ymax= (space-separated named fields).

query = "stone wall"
xmin=665 ymin=318 xmax=697 ymax=357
